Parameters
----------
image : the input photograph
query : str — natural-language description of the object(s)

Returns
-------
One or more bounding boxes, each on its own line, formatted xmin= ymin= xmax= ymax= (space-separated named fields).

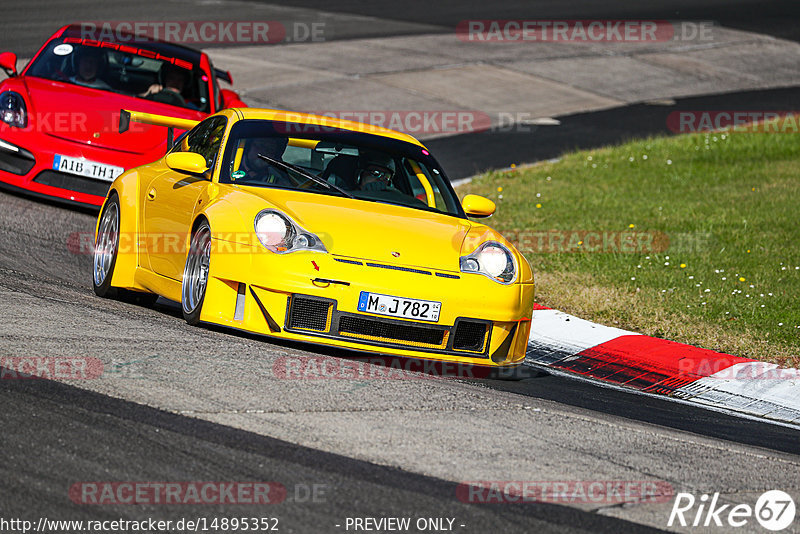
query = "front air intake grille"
xmin=33 ymin=170 xmax=109 ymax=197
xmin=285 ymin=294 xmax=490 ymax=357
xmin=338 ymin=315 xmax=445 ymax=347
xmin=452 ymin=321 xmax=489 ymax=352
xmin=287 ymin=296 xmax=332 ymax=332
xmin=0 ymin=147 xmax=35 ymax=175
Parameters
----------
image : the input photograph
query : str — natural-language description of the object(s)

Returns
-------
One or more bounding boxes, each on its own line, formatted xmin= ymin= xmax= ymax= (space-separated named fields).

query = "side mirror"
xmin=0 ymin=52 xmax=18 ymax=77
xmin=462 ymin=194 xmax=496 ymax=217
xmin=165 ymin=152 xmax=208 ymax=176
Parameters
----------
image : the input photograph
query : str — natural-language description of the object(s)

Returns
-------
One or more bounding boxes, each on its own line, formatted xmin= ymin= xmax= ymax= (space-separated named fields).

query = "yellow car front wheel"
xmin=93 ymin=194 xmax=120 ymax=298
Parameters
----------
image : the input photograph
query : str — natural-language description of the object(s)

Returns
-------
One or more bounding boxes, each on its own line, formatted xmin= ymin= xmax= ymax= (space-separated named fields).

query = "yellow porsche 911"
xmin=93 ymin=108 xmax=534 ymax=367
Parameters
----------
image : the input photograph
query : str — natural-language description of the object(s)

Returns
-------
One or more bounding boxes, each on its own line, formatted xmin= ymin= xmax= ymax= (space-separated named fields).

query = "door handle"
xmin=147 ymin=188 xmax=156 ymax=201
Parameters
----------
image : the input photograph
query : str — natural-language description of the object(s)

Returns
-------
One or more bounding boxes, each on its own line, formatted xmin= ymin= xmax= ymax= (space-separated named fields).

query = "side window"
xmin=404 ymin=159 xmax=451 ymax=211
xmin=184 ymin=116 xmax=228 ymax=168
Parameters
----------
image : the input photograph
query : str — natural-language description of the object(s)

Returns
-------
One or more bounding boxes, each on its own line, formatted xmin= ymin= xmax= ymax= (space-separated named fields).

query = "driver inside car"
xmin=356 ymin=151 xmax=397 ymax=192
xmin=232 ymin=137 xmax=292 ymax=186
xmin=142 ymin=63 xmax=194 ymax=109
xmin=69 ymin=47 xmax=111 ymax=90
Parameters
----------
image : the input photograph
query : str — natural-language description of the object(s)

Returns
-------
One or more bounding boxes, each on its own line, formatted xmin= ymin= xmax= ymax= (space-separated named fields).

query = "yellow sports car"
xmin=93 ymin=108 xmax=534 ymax=366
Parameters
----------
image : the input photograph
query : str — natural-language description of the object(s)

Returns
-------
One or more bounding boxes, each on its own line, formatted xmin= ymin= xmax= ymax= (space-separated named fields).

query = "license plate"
xmin=357 ymin=291 xmax=441 ymax=322
xmin=53 ymin=154 xmax=124 ymax=182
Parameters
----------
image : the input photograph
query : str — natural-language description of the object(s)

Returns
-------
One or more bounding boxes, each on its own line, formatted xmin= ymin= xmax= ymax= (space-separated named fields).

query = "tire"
xmin=182 ymin=220 xmax=211 ymax=325
xmin=93 ymin=194 xmax=121 ymax=298
xmin=93 ymin=193 xmax=159 ymax=307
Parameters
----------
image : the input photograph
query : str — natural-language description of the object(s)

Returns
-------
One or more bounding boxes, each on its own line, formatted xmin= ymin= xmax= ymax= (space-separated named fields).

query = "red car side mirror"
xmin=0 ymin=52 xmax=17 ymax=77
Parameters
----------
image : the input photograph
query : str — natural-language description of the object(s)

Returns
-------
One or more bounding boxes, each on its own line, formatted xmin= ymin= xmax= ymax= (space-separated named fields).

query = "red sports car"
xmin=0 ymin=24 xmax=246 ymax=208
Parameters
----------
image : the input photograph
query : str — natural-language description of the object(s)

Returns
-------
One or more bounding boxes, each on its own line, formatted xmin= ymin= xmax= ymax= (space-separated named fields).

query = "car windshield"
xmin=25 ymin=37 xmax=210 ymax=112
xmin=219 ymin=120 xmax=466 ymax=217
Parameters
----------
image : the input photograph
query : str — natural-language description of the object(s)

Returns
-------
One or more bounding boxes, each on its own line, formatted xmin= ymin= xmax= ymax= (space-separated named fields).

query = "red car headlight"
xmin=0 ymin=91 xmax=27 ymax=128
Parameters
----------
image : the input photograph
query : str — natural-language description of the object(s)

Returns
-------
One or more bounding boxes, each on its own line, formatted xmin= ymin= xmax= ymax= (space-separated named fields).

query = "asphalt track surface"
xmin=429 ymin=85 xmax=800 ymax=179
xmin=274 ymin=0 xmax=800 ymax=43
xmin=2 ymin=2 xmax=800 ymax=533
xmin=4 ymin=0 xmax=800 ymax=56
xmin=1 ymin=372 xmax=664 ymax=533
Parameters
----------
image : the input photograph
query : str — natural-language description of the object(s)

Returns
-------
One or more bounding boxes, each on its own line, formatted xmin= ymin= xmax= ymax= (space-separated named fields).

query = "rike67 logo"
xmin=668 ymin=490 xmax=796 ymax=531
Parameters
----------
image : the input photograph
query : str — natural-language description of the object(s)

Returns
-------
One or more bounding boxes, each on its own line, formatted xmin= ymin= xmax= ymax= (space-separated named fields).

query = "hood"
xmin=21 ymin=76 xmax=205 ymax=155
xmin=236 ymin=187 xmax=474 ymax=272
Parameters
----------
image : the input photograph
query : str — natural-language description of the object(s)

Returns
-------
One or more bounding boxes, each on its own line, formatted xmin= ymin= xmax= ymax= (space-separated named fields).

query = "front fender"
xmin=101 ymin=169 xmax=143 ymax=290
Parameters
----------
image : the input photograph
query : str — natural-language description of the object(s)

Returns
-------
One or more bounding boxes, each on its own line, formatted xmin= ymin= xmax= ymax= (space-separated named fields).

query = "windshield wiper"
xmin=257 ymin=154 xmax=354 ymax=199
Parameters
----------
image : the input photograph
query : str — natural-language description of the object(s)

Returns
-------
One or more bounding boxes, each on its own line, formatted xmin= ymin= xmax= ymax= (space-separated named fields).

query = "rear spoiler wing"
xmin=215 ymin=68 xmax=233 ymax=84
xmin=119 ymin=109 xmax=200 ymax=150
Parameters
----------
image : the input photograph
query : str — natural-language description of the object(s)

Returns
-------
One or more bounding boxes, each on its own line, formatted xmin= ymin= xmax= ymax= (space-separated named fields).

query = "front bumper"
xmin=0 ymin=133 xmax=144 ymax=207
xmin=200 ymin=244 xmax=534 ymax=366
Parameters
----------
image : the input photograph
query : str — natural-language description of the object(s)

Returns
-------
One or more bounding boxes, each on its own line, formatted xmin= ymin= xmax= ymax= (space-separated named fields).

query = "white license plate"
xmin=52 ymin=154 xmax=124 ymax=182
xmin=357 ymin=291 xmax=441 ymax=322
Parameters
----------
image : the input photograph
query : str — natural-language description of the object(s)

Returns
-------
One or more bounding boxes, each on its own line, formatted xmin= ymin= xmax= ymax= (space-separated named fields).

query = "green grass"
xmin=457 ymin=130 xmax=800 ymax=366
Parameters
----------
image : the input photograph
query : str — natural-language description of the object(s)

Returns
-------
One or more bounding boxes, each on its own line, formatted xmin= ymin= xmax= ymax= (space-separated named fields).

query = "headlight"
xmin=460 ymin=241 xmax=517 ymax=284
xmin=254 ymin=210 xmax=327 ymax=254
xmin=0 ymin=91 xmax=27 ymax=128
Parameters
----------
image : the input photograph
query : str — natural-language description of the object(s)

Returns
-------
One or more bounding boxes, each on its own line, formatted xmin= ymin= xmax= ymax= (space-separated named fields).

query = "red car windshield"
xmin=25 ymin=38 xmax=211 ymax=112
